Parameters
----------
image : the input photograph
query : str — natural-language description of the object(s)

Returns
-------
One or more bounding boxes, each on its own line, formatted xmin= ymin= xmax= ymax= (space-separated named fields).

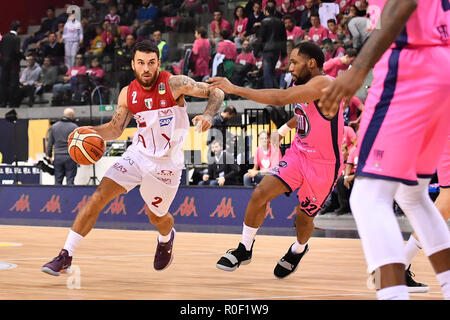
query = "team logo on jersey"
xmin=278 ymin=161 xmax=288 ymax=168
xmin=158 ymin=83 xmax=166 ymax=95
xmin=158 ymin=109 xmax=173 ymax=118
xmin=159 ymin=117 xmax=173 ymax=127
xmin=144 ymin=98 xmax=153 ymax=109
xmin=160 ymin=99 xmax=167 ymax=107
xmin=294 ymin=104 xmax=311 ymax=138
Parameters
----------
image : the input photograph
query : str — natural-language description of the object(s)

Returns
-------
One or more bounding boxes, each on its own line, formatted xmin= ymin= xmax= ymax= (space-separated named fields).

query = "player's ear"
xmin=131 ymin=59 xmax=135 ymax=71
xmin=308 ymin=58 xmax=317 ymax=69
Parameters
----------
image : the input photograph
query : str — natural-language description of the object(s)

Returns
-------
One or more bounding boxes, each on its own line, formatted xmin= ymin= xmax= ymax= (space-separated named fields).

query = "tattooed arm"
xmin=168 ymin=75 xmax=225 ymax=131
xmin=89 ymin=86 xmax=132 ymax=140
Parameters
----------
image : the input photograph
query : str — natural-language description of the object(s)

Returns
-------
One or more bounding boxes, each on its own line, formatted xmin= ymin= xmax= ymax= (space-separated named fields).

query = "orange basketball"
xmin=68 ymin=128 xmax=105 ymax=165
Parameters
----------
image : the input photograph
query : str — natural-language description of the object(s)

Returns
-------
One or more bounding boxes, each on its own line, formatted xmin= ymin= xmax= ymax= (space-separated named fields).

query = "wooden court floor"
xmin=0 ymin=225 xmax=444 ymax=300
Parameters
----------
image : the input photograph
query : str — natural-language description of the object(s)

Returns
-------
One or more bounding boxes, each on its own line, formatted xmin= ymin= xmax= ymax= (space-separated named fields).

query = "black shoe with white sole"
xmin=274 ymin=244 xmax=309 ymax=279
xmin=216 ymin=241 xmax=253 ymax=272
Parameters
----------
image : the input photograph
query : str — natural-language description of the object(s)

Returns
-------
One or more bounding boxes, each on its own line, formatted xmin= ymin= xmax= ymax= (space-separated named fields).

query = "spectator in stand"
xmin=199 ymin=140 xmax=240 ymax=186
xmin=343 ymin=124 xmax=357 ymax=150
xmin=299 ymin=0 xmax=319 ymax=30
xmin=323 ymin=47 xmax=356 ymax=77
xmin=40 ymin=33 xmax=65 ymax=66
xmin=22 ymin=6 xmax=57 ymax=54
xmin=337 ymin=23 xmax=352 ymax=48
xmin=210 ymin=9 xmax=233 ymax=47
xmin=116 ymin=34 xmax=135 ymax=89
xmin=55 ymin=3 xmax=70 ymax=27
xmin=70 ymin=57 xmax=104 ymax=104
xmin=277 ymin=39 xmax=294 ymax=89
xmin=262 ymin=0 xmax=284 ymax=8
xmin=136 ymin=0 xmax=159 ymax=40
xmin=347 ymin=9 xmax=371 ymax=52
xmin=233 ymin=6 xmax=248 ymax=50
xmin=207 ymin=105 xmax=237 ymax=147
xmin=283 ymin=15 xmax=305 ymax=43
xmin=55 ymin=22 xmax=65 ymax=44
xmin=87 ymin=26 xmax=104 ymax=58
xmin=52 ymin=54 xmax=86 ymax=106
xmin=322 ymin=38 xmax=345 ymax=61
xmin=245 ymin=2 xmax=265 ymax=39
xmin=307 ymin=14 xmax=328 ymax=45
xmin=152 ymin=30 xmax=168 ymax=70
xmin=343 ymin=95 xmax=364 ymax=128
xmin=36 ymin=56 xmax=57 ymax=99
xmin=244 ymin=130 xmax=282 ymax=187
xmin=0 ymin=21 xmax=22 ymax=108
xmin=92 ymin=0 xmax=116 ymax=23
xmin=327 ymin=19 xmax=338 ymax=40
xmin=120 ymin=2 xmax=137 ymax=27
xmin=266 ymin=0 xmax=284 ymax=19
xmin=280 ymin=0 xmax=302 ymax=23
xmin=232 ymin=39 xmax=257 ymax=87
xmin=14 ymin=55 xmax=42 ymax=108
xmin=63 ymin=13 xmax=83 ymax=69
xmin=101 ymin=20 xmax=121 ymax=56
xmin=318 ymin=0 xmax=340 ymax=29
xmin=217 ymin=30 xmax=238 ymax=79
xmin=105 ymin=5 xmax=121 ymax=26
xmin=217 ymin=30 xmax=238 ymax=62
xmin=259 ymin=4 xmax=287 ymax=88
xmin=191 ymin=26 xmax=211 ymax=81
xmin=337 ymin=0 xmax=354 ymax=14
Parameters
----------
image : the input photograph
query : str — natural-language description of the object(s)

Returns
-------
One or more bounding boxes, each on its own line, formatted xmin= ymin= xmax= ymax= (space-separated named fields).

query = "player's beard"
xmin=135 ymin=70 xmax=158 ymax=88
xmin=293 ymin=69 xmax=312 ymax=86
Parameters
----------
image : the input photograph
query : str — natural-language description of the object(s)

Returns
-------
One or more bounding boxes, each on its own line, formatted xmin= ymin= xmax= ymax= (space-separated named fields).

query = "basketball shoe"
xmin=41 ymin=249 xmax=72 ymax=276
xmin=154 ymin=229 xmax=176 ymax=271
xmin=216 ymin=241 xmax=254 ymax=272
xmin=274 ymin=243 xmax=309 ymax=279
xmin=406 ymin=265 xmax=429 ymax=293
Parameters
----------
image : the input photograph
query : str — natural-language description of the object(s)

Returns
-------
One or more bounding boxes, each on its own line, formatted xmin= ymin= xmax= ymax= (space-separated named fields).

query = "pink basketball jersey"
xmin=290 ymin=99 xmax=344 ymax=167
xmin=368 ymin=0 xmax=450 ymax=47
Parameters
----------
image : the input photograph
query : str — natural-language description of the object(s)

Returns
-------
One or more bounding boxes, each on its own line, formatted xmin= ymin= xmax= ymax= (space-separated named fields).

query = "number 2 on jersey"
xmin=132 ymin=91 xmax=137 ymax=104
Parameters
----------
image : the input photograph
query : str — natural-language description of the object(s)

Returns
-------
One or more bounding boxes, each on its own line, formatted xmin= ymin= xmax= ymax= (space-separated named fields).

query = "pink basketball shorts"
xmin=270 ymin=147 xmax=340 ymax=217
xmin=356 ymin=45 xmax=450 ymax=185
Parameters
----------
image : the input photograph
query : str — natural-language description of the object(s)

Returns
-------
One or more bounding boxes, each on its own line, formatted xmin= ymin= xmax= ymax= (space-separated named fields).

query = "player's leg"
xmin=350 ymin=177 xmax=410 ymax=299
xmin=395 ymin=180 xmax=450 ymax=299
xmin=139 ymin=167 xmax=180 ymax=271
xmin=41 ymin=177 xmax=126 ymax=276
xmin=273 ymin=206 xmax=312 ymax=278
xmin=216 ymin=175 xmax=290 ymax=271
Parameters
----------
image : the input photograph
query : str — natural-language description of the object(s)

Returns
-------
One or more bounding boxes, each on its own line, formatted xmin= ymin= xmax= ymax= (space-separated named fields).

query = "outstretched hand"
xmin=319 ymin=67 xmax=367 ymax=117
xmin=192 ymin=114 xmax=213 ymax=133
xmin=206 ymin=77 xmax=235 ymax=94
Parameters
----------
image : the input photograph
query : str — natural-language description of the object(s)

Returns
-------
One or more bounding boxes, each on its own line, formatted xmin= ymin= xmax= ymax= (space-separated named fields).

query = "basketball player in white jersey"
xmin=41 ymin=41 xmax=224 ymax=276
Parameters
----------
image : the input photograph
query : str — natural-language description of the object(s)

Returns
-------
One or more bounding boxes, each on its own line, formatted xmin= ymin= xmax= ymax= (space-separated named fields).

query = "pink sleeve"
xmin=323 ymin=57 xmax=341 ymax=73
xmin=192 ymin=39 xmax=199 ymax=55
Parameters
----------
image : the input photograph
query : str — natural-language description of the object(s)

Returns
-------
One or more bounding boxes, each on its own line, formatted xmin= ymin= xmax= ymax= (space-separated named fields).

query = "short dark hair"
xmin=220 ymin=29 xmax=230 ymax=40
xmin=132 ymin=40 xmax=160 ymax=60
xmin=196 ymin=26 xmax=207 ymax=38
xmin=345 ymin=48 xmax=358 ymax=57
xmin=265 ymin=3 xmax=276 ymax=16
xmin=11 ymin=20 xmax=20 ymax=31
xmin=327 ymin=19 xmax=336 ymax=25
xmin=224 ymin=105 xmax=237 ymax=115
xmin=283 ymin=15 xmax=294 ymax=23
xmin=294 ymin=41 xmax=325 ymax=68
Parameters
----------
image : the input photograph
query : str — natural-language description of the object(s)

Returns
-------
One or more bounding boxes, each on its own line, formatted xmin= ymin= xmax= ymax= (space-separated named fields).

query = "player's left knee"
xmin=295 ymin=211 xmax=314 ymax=228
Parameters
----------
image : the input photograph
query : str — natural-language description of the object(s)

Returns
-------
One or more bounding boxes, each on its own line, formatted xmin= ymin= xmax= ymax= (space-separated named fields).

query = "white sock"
xmin=436 ymin=270 xmax=450 ymax=300
xmin=376 ymin=285 xmax=409 ymax=300
xmin=158 ymin=228 xmax=173 ymax=243
xmin=404 ymin=234 xmax=422 ymax=269
xmin=63 ymin=229 xmax=84 ymax=257
xmin=291 ymin=240 xmax=307 ymax=254
xmin=241 ymin=223 xmax=258 ymax=251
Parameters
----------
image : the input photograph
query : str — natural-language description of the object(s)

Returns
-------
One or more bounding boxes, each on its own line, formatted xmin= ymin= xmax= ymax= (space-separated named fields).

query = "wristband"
xmin=277 ymin=124 xmax=290 ymax=137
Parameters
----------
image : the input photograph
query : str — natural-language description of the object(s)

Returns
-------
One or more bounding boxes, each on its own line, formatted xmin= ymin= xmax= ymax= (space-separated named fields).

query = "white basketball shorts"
xmin=104 ymin=148 xmax=182 ymax=216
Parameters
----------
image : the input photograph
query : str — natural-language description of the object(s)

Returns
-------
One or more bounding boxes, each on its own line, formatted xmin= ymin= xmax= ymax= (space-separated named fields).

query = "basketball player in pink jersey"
xmin=41 ymin=41 xmax=224 ymax=276
xmin=320 ymin=0 xmax=450 ymax=299
xmin=207 ymin=42 xmax=344 ymax=277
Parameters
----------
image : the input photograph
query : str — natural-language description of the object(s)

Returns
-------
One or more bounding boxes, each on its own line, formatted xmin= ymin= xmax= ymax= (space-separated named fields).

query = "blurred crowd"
xmin=0 ymin=0 xmax=371 ymax=108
